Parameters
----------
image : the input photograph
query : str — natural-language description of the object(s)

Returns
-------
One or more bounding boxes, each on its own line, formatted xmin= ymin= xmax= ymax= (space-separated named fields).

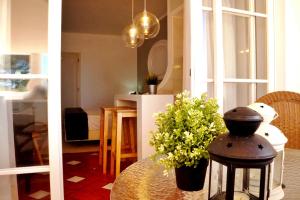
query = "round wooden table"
xmin=111 ymin=149 xmax=300 ymax=199
xmin=110 ymin=158 xmax=206 ymax=200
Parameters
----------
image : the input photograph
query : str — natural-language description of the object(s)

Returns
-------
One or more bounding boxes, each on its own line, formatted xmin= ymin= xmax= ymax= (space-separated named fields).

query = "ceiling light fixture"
xmin=134 ymin=0 xmax=160 ymax=39
xmin=122 ymin=0 xmax=144 ymax=48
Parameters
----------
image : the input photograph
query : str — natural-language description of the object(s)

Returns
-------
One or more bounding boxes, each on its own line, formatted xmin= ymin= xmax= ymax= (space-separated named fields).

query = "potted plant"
xmin=145 ymin=73 xmax=159 ymax=94
xmin=150 ymin=91 xmax=226 ymax=191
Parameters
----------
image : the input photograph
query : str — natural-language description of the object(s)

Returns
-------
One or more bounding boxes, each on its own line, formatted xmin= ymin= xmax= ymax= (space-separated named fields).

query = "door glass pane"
xmin=0 ymin=80 xmax=48 ymax=169
xmin=0 ymin=54 xmax=48 ymax=75
xmin=223 ymin=0 xmax=248 ymax=11
xmin=0 ymin=79 xmax=48 ymax=93
xmin=203 ymin=0 xmax=212 ymax=7
xmin=222 ymin=0 xmax=266 ymax=14
xmin=256 ymin=17 xmax=267 ymax=79
xmin=203 ymin=11 xmax=214 ymax=79
xmin=208 ymin=82 xmax=214 ymax=98
xmin=223 ymin=83 xmax=267 ymax=112
xmin=256 ymin=83 xmax=267 ymax=99
xmin=255 ymin=0 xmax=266 ymax=14
xmin=0 ymin=173 xmax=50 ymax=200
xmin=223 ymin=14 xmax=249 ymax=79
xmin=223 ymin=14 xmax=267 ymax=79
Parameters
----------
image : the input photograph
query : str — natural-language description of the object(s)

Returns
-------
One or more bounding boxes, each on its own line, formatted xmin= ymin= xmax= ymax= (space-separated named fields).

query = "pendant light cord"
xmin=144 ymin=0 xmax=146 ymax=11
xmin=131 ymin=0 xmax=134 ymax=22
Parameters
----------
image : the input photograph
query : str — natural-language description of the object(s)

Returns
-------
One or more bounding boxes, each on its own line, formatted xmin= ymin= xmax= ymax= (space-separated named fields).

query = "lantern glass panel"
xmin=209 ymin=166 xmax=268 ymax=199
xmin=209 ymin=161 xmax=226 ymax=196
xmin=273 ymin=151 xmax=283 ymax=189
xmin=249 ymin=169 xmax=261 ymax=197
xmin=234 ymin=168 xmax=244 ymax=192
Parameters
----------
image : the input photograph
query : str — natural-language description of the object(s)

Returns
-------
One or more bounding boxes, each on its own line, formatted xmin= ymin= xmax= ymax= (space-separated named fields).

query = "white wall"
xmin=62 ymin=32 xmax=137 ymax=109
xmin=10 ymin=0 xmax=48 ymax=53
xmin=275 ymin=0 xmax=300 ymax=93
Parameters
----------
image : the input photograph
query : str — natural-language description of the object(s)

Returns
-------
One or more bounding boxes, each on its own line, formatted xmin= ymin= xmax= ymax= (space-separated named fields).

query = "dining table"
xmin=110 ymin=148 xmax=300 ymax=200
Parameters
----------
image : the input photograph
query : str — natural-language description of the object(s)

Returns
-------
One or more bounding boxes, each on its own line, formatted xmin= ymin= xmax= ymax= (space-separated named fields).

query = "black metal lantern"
xmin=208 ymin=107 xmax=277 ymax=200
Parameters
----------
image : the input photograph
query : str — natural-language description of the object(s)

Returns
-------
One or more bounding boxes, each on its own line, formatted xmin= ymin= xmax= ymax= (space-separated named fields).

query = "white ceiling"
xmin=62 ymin=0 xmax=167 ymax=35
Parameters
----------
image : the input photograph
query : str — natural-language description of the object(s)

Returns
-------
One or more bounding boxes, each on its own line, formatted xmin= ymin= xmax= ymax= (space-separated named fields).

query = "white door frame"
xmin=48 ymin=0 xmax=64 ymax=198
xmin=0 ymin=0 xmax=64 ymax=199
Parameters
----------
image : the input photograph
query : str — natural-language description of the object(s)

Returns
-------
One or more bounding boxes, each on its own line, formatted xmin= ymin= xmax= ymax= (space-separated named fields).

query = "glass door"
xmin=0 ymin=0 xmax=63 ymax=199
xmin=186 ymin=0 xmax=274 ymax=113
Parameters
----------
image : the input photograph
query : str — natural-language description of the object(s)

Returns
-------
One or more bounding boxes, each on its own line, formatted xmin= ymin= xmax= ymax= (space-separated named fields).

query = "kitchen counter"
xmin=114 ymin=94 xmax=174 ymax=160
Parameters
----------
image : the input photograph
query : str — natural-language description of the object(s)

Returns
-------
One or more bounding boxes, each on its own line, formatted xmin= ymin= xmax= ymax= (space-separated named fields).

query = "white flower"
xmin=158 ymin=145 xmax=164 ymax=152
xmin=164 ymin=132 xmax=169 ymax=138
xmin=184 ymin=131 xmax=193 ymax=141
xmin=167 ymin=152 xmax=174 ymax=159
xmin=184 ymin=131 xmax=190 ymax=138
xmin=176 ymin=93 xmax=182 ymax=98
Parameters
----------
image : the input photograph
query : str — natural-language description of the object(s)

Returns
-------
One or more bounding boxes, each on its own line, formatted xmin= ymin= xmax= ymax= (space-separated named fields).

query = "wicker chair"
xmin=256 ymin=91 xmax=300 ymax=149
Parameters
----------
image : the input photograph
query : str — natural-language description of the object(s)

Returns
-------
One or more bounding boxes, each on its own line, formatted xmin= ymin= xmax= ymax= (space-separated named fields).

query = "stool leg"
xmin=102 ymin=111 xmax=110 ymax=174
xmin=115 ymin=113 xmax=123 ymax=177
xmin=32 ymin=132 xmax=43 ymax=165
xmin=122 ymin=118 xmax=129 ymax=149
xmin=110 ymin=112 xmax=117 ymax=176
xmin=99 ymin=108 xmax=104 ymax=166
xmin=129 ymin=118 xmax=136 ymax=153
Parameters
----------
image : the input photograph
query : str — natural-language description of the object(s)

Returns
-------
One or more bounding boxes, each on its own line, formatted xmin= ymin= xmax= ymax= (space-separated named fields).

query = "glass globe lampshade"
xmin=134 ymin=10 xmax=160 ymax=39
xmin=122 ymin=23 xmax=144 ymax=48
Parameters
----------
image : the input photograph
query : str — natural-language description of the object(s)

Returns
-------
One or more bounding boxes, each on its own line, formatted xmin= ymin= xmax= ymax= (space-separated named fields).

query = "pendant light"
xmin=134 ymin=0 xmax=160 ymax=39
xmin=122 ymin=0 xmax=144 ymax=48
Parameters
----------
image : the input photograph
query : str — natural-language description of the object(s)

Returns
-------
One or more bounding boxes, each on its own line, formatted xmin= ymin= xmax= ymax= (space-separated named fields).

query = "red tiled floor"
xmin=18 ymin=152 xmax=121 ymax=200
xmin=18 ymin=173 xmax=51 ymax=200
xmin=63 ymin=152 xmax=115 ymax=200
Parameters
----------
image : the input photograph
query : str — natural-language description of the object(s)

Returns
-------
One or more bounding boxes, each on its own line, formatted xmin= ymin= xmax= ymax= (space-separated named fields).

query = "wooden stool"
xmin=110 ymin=109 xmax=137 ymax=177
xmin=99 ymin=106 xmax=135 ymax=174
xmin=22 ymin=122 xmax=48 ymax=165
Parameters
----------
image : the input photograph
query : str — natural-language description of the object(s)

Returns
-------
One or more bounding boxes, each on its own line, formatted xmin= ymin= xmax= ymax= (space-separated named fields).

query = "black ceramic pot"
xmin=175 ymin=158 xmax=208 ymax=191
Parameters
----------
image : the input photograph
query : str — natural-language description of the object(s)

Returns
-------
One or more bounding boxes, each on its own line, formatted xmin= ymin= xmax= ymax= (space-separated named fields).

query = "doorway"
xmin=61 ymin=52 xmax=81 ymax=112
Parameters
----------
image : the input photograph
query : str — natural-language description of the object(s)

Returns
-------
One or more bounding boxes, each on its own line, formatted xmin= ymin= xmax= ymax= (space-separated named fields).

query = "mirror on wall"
xmin=158 ymin=2 xmax=183 ymax=94
xmin=147 ymin=39 xmax=168 ymax=81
